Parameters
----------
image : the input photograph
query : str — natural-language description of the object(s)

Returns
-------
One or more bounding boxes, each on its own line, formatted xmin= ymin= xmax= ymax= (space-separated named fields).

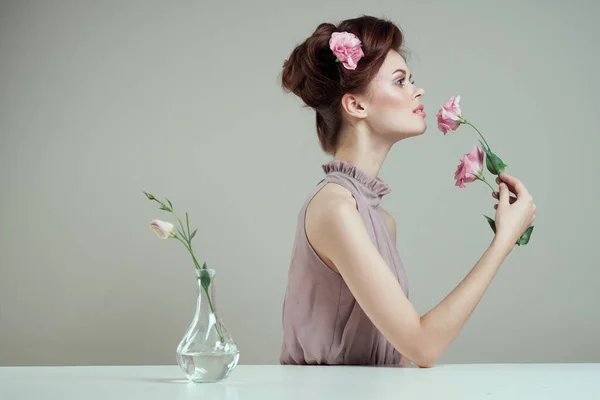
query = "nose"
xmin=413 ymin=86 xmax=425 ymax=100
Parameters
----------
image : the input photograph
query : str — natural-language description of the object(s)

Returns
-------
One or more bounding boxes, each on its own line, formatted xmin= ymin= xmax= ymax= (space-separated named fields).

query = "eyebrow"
xmin=392 ymin=68 xmax=412 ymax=79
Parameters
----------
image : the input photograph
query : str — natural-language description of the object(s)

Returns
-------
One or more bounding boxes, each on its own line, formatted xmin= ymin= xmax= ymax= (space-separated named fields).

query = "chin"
xmin=413 ymin=121 xmax=428 ymax=136
xmin=385 ymin=122 xmax=427 ymax=143
xmin=402 ymin=125 xmax=428 ymax=140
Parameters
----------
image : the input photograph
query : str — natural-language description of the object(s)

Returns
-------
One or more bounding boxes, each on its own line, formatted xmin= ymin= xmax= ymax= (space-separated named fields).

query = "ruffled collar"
xmin=322 ymin=160 xmax=391 ymax=201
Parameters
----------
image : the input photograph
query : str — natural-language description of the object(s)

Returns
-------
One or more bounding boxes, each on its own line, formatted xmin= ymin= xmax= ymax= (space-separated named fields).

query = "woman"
xmin=278 ymin=15 xmax=536 ymax=368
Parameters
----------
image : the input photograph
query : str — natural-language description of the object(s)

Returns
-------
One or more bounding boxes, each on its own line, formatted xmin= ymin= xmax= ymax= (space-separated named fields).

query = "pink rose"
xmin=437 ymin=95 xmax=464 ymax=134
xmin=329 ymin=32 xmax=364 ymax=70
xmin=454 ymin=145 xmax=484 ymax=188
xmin=150 ymin=219 xmax=175 ymax=239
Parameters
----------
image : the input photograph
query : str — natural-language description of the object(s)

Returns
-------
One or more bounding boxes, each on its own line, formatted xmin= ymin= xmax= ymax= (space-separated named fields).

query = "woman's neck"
xmin=333 ymin=126 xmax=392 ymax=177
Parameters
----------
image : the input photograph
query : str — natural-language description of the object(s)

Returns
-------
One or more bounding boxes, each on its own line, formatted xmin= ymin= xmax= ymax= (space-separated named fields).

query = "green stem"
xmin=149 ymin=194 xmax=224 ymax=339
xmin=172 ymin=213 xmax=188 ymax=242
xmin=476 ymin=176 xmax=498 ymax=196
xmin=176 ymin=234 xmax=225 ymax=342
xmin=175 ymin=236 xmax=225 ymax=341
xmin=173 ymin=234 xmax=201 ymax=270
xmin=463 ymin=119 xmax=504 ymax=179
xmin=203 ymin=286 xmax=225 ymax=343
xmin=463 ymin=119 xmax=491 ymax=150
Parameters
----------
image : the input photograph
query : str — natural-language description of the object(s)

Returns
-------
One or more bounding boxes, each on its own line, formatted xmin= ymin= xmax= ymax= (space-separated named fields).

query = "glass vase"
xmin=176 ymin=268 xmax=239 ymax=383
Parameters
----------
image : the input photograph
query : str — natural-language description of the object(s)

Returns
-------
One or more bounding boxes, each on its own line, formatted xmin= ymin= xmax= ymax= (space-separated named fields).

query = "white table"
xmin=1 ymin=364 xmax=599 ymax=399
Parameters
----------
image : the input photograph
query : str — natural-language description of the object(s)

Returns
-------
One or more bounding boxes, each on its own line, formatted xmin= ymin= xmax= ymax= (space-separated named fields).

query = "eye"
xmin=395 ymin=76 xmax=416 ymax=87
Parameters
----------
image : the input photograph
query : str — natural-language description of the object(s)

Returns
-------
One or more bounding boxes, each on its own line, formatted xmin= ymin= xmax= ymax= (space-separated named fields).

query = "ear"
xmin=340 ymin=92 xmax=368 ymax=120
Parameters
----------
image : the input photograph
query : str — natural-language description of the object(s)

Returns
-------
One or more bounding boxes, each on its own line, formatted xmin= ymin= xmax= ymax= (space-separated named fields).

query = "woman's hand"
xmin=491 ymin=172 xmax=536 ymax=246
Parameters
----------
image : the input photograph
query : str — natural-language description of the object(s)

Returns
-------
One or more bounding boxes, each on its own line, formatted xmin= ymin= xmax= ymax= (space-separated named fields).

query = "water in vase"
xmin=178 ymin=350 xmax=240 ymax=382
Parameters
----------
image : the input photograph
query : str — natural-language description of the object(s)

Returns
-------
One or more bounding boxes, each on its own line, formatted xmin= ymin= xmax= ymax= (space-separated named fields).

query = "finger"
xmin=499 ymin=183 xmax=509 ymax=204
xmin=497 ymin=176 xmax=517 ymax=195
xmin=492 ymin=191 xmax=516 ymax=204
xmin=493 ymin=197 xmax=516 ymax=209
xmin=499 ymin=173 xmax=528 ymax=197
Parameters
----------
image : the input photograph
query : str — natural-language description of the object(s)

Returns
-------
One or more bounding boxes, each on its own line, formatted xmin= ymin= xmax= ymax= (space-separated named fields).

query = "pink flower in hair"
xmin=329 ymin=32 xmax=365 ymax=70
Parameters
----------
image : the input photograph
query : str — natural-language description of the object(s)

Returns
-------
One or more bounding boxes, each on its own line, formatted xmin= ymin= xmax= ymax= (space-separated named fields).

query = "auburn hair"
xmin=281 ymin=15 xmax=406 ymax=154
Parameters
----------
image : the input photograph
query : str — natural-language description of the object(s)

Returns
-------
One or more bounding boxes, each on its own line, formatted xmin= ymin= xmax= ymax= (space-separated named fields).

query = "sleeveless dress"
xmin=279 ymin=159 xmax=409 ymax=366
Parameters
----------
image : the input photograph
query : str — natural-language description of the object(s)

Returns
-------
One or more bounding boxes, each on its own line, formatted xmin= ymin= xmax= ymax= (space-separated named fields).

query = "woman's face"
xmin=362 ymin=50 xmax=426 ymax=142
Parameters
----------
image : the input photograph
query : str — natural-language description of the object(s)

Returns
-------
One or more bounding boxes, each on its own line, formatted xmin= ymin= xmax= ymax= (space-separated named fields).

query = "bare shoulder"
xmin=305 ymin=183 xmax=358 ymax=273
xmin=309 ymin=182 xmax=357 ymax=210
xmin=380 ymin=207 xmax=396 ymax=243
xmin=306 ymin=182 xmax=358 ymax=226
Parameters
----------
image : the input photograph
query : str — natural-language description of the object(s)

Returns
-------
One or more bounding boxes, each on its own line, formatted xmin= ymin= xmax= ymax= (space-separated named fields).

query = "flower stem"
xmin=175 ymin=234 xmax=225 ymax=343
xmin=463 ymin=119 xmax=491 ymax=150
xmin=153 ymin=196 xmax=226 ymax=344
xmin=173 ymin=234 xmax=202 ymax=270
xmin=463 ymin=119 xmax=504 ymax=179
xmin=172 ymin=212 xmax=188 ymax=242
xmin=476 ymin=176 xmax=498 ymax=196
xmin=203 ymin=286 xmax=225 ymax=343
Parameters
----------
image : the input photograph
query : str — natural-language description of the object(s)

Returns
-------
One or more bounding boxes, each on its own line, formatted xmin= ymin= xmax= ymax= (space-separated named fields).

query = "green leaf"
xmin=488 ymin=153 xmax=507 ymax=174
xmin=483 ymin=215 xmax=497 ymax=233
xmin=190 ymin=228 xmax=198 ymax=241
xmin=517 ymin=225 xmax=534 ymax=246
xmin=480 ymin=143 xmax=507 ymax=175
xmin=200 ymin=268 xmax=211 ymax=291
xmin=159 ymin=204 xmax=172 ymax=212
xmin=186 ymin=213 xmax=190 ymax=237
xmin=166 ymin=198 xmax=173 ymax=209
xmin=176 ymin=227 xmax=186 ymax=240
xmin=478 ymin=139 xmax=489 ymax=152
xmin=484 ymin=216 xmax=534 ymax=247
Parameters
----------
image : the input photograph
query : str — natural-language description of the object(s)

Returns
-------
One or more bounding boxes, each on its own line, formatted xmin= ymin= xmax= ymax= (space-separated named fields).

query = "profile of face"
xmin=342 ymin=50 xmax=426 ymax=143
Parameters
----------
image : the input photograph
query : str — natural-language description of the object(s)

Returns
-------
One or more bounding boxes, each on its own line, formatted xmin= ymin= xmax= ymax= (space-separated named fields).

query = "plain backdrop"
xmin=1 ymin=0 xmax=599 ymax=366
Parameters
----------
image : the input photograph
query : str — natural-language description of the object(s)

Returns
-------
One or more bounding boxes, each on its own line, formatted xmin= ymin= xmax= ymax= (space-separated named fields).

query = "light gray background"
xmin=1 ymin=0 xmax=598 ymax=366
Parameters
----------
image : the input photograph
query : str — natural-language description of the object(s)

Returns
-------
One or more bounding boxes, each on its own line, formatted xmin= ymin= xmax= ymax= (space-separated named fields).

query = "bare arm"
xmin=381 ymin=208 xmax=411 ymax=366
xmin=310 ymin=195 xmax=514 ymax=368
xmin=418 ymin=236 xmax=513 ymax=364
